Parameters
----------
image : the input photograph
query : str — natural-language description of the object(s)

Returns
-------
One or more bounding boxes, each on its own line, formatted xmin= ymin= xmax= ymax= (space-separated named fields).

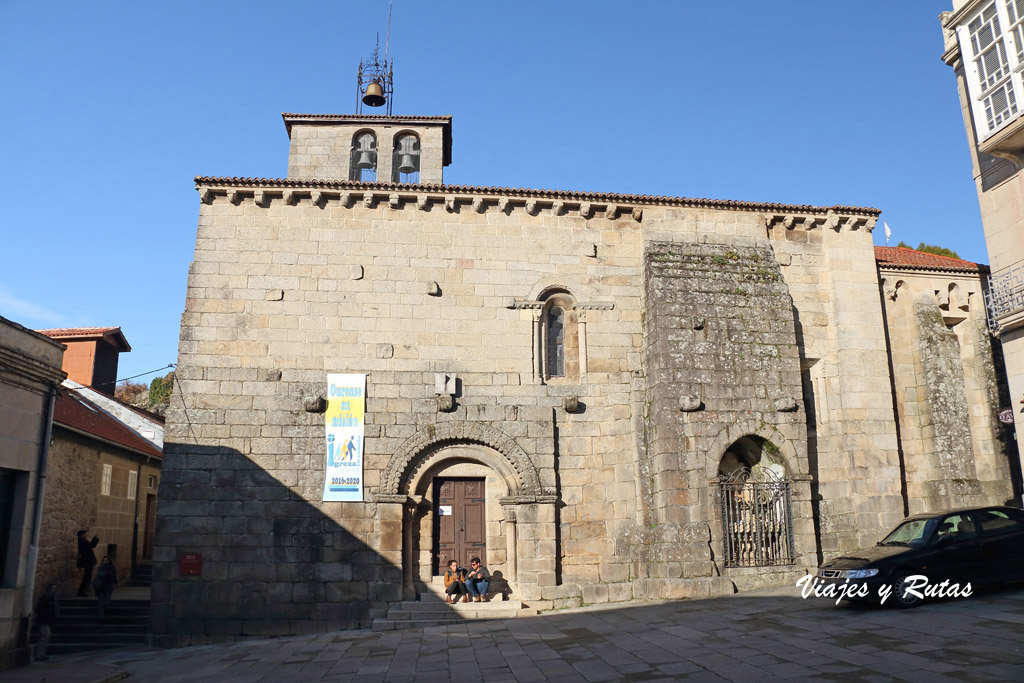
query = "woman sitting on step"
xmin=443 ymin=560 xmax=470 ymax=603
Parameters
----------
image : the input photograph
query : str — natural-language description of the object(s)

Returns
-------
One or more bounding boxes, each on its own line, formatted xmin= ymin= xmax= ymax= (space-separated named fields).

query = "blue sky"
xmin=0 ymin=1 xmax=981 ymax=383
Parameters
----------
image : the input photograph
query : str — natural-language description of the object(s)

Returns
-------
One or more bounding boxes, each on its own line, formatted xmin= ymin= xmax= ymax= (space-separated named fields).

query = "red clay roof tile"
xmin=53 ymin=389 xmax=161 ymax=459
xmin=874 ymin=246 xmax=985 ymax=273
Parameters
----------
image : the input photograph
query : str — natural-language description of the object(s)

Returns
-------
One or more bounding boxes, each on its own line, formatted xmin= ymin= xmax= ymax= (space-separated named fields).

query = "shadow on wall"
xmin=150 ymin=443 xmax=416 ymax=647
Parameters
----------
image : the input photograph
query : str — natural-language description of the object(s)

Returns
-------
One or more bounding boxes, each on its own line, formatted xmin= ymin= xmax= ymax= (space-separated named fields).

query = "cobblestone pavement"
xmin=15 ymin=584 xmax=1024 ymax=682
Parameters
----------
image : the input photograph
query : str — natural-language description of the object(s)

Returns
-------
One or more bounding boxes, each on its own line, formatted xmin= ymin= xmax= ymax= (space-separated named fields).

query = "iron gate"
xmin=717 ymin=467 xmax=795 ymax=567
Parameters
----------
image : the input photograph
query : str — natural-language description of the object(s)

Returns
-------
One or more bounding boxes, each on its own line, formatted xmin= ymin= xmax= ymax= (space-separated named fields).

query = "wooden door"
xmin=142 ymin=494 xmax=157 ymax=560
xmin=434 ymin=477 xmax=486 ymax=573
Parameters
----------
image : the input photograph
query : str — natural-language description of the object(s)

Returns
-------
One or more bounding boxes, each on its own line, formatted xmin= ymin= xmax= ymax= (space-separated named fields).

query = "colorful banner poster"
xmin=323 ymin=373 xmax=366 ymax=502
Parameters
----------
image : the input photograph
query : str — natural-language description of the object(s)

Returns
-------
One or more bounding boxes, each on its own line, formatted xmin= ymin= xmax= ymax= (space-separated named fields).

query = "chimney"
xmin=35 ymin=327 xmax=131 ymax=394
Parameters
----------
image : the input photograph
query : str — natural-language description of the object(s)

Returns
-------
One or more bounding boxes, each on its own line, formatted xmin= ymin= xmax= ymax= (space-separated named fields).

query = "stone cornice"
xmin=195 ymin=177 xmax=880 ymax=220
xmin=762 ymin=210 xmax=877 ymax=233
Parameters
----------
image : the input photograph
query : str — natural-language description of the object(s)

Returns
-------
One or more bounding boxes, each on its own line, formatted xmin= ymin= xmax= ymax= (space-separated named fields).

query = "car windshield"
xmin=879 ymin=518 xmax=937 ymax=547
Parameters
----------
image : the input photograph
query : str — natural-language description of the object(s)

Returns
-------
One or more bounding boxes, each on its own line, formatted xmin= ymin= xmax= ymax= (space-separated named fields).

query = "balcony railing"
xmin=984 ymin=260 xmax=1024 ymax=331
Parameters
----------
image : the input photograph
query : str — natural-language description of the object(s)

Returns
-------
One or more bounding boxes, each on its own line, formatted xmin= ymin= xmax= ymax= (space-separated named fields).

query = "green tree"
xmin=896 ymin=241 xmax=961 ymax=259
xmin=149 ymin=372 xmax=174 ymax=407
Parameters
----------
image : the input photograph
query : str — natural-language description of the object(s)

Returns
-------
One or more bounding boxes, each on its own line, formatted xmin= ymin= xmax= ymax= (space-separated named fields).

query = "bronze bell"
xmin=397 ymin=153 xmax=418 ymax=174
xmin=362 ymin=81 xmax=386 ymax=107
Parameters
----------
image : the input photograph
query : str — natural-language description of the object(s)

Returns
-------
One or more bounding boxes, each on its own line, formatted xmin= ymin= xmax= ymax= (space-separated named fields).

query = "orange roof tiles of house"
xmin=53 ymin=389 xmax=161 ymax=459
xmin=874 ymin=246 xmax=986 ymax=274
xmin=36 ymin=327 xmax=131 ymax=351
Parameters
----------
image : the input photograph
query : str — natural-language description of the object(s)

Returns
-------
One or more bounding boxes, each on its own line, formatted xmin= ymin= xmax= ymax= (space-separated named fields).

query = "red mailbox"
xmin=179 ymin=553 xmax=202 ymax=576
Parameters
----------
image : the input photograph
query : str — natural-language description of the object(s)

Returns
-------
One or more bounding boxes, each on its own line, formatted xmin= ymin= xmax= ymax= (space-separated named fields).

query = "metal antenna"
xmin=384 ymin=0 xmax=393 ymax=63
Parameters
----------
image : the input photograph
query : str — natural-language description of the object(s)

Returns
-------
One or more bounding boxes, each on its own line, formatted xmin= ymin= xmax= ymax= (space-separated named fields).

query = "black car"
xmin=815 ymin=506 xmax=1024 ymax=607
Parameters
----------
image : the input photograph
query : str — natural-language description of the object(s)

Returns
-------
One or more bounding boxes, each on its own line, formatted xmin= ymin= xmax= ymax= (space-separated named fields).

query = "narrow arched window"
xmin=546 ymin=306 xmax=565 ymax=377
xmin=350 ymin=131 xmax=377 ymax=181
xmin=392 ymin=133 xmax=420 ymax=183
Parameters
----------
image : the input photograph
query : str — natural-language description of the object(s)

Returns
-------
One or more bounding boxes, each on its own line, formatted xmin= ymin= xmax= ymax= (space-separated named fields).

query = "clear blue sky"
xmin=0 ymin=1 xmax=981 ymax=383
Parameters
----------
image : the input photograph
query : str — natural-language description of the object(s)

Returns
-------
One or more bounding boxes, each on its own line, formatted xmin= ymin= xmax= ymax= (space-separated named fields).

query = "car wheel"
xmin=892 ymin=573 xmax=923 ymax=608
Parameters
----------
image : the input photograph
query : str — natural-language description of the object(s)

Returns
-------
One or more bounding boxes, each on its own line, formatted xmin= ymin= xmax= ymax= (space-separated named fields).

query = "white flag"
xmin=884 ymin=221 xmax=892 ymax=242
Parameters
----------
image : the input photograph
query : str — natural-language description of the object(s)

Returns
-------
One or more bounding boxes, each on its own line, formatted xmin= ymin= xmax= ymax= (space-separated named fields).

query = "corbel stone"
xmin=303 ymin=395 xmax=327 ymax=413
xmin=864 ymin=218 xmax=877 ymax=232
xmin=631 ymin=206 xmax=643 ymax=222
xmin=563 ymin=395 xmax=580 ymax=413
xmin=389 ymin=193 xmax=401 ymax=209
xmin=499 ymin=197 xmax=511 ymax=214
xmin=427 ymin=281 xmax=441 ymax=296
xmin=229 ymin=190 xmax=244 ymax=206
xmin=552 ymin=200 xmax=565 ymax=216
xmin=525 ymin=199 xmax=538 ymax=215
xmin=417 ymin=195 xmax=430 ymax=210
xmin=200 ymin=188 xmax=215 ymax=205
xmin=283 ymin=190 xmax=298 ymax=206
xmin=254 ymin=190 xmax=269 ymax=208
xmin=679 ymin=395 xmax=703 ymax=412
xmin=774 ymin=397 xmax=799 ymax=412
xmin=803 ymin=216 xmax=816 ymax=230
xmin=363 ymin=193 xmax=376 ymax=208
xmin=338 ymin=192 xmax=352 ymax=208
xmin=783 ymin=215 xmax=795 ymax=229
xmin=606 ymin=203 xmax=619 ymax=220
xmin=445 ymin=195 xmax=456 ymax=212
xmin=825 ymin=210 xmax=840 ymax=231
xmin=472 ymin=197 xmax=485 ymax=213
xmin=579 ymin=202 xmax=593 ymax=218
xmin=311 ymin=190 xmax=326 ymax=208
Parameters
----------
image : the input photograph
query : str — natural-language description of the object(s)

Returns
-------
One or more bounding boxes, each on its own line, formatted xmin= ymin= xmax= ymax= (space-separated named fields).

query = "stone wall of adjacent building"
xmin=880 ymin=268 xmax=1015 ymax=512
xmin=0 ymin=317 xmax=64 ymax=670
xmin=35 ymin=430 xmax=161 ymax=596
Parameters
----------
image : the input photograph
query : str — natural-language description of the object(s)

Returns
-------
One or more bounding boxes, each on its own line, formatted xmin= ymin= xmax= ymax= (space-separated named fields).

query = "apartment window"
xmin=148 ymin=475 xmax=157 ymax=489
xmin=128 ymin=471 xmax=138 ymax=501
xmin=101 ymin=464 xmax=112 ymax=496
xmin=959 ymin=1 xmax=1024 ymax=139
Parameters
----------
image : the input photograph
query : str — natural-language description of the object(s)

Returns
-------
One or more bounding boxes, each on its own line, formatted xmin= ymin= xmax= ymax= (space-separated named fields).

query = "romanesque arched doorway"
xmin=715 ymin=435 xmax=795 ymax=567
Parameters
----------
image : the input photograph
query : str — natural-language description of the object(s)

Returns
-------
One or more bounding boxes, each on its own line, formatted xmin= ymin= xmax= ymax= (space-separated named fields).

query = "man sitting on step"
xmin=465 ymin=557 xmax=491 ymax=602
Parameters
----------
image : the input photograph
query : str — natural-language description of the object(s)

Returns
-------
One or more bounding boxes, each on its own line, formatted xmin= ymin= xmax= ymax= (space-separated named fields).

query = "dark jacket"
xmin=34 ymin=592 xmax=59 ymax=626
xmin=77 ymin=535 xmax=98 ymax=568
xmin=93 ymin=563 xmax=118 ymax=596
xmin=467 ymin=565 xmax=491 ymax=582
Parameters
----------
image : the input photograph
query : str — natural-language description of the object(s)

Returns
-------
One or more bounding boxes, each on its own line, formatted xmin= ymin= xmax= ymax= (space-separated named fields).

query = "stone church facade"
xmin=152 ymin=112 xmax=1015 ymax=645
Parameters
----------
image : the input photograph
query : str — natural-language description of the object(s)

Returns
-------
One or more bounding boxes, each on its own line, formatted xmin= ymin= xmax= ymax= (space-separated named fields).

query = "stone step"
xmin=388 ymin=608 xmax=525 ymax=620
xmin=396 ymin=598 xmax=525 ymax=611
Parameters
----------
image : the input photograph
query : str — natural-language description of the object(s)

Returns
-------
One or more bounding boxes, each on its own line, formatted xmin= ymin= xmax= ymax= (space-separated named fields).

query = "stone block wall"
xmin=770 ymin=219 xmax=904 ymax=557
xmin=880 ymin=267 xmax=1015 ymax=512
xmin=286 ymin=119 xmax=447 ymax=184
xmin=640 ymin=239 xmax=814 ymax=592
xmin=0 ymin=317 xmax=64 ymax=670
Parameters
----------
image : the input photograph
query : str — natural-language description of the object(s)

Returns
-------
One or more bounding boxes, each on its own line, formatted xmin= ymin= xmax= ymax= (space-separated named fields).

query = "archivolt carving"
xmin=382 ymin=422 xmax=543 ymax=498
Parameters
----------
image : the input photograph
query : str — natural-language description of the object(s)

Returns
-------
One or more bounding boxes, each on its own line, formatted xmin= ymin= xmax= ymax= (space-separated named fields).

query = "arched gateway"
xmin=379 ymin=422 xmax=548 ymax=599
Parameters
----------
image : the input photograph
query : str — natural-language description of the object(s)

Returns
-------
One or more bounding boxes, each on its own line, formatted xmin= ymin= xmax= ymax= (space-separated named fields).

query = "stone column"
xmin=578 ymin=309 xmax=588 ymax=375
xmin=533 ymin=310 xmax=544 ymax=381
xmin=501 ymin=504 xmax=518 ymax=582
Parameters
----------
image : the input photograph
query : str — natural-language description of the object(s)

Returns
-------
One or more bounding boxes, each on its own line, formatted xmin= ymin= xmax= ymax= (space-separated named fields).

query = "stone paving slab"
xmin=8 ymin=584 xmax=1024 ymax=682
